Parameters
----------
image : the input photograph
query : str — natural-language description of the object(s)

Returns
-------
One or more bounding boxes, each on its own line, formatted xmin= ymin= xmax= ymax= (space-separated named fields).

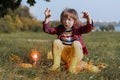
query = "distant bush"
xmin=0 ymin=22 xmax=13 ymax=33
xmin=0 ymin=14 xmax=61 ymax=33
xmin=0 ymin=15 xmax=15 ymax=33
xmin=0 ymin=6 xmax=43 ymax=33
xmin=50 ymin=21 xmax=60 ymax=27
xmin=100 ymin=24 xmax=115 ymax=32
xmin=0 ymin=15 xmax=43 ymax=33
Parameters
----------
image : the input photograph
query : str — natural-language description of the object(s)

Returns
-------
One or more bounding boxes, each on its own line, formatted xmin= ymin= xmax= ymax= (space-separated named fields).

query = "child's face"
xmin=62 ymin=17 xmax=74 ymax=29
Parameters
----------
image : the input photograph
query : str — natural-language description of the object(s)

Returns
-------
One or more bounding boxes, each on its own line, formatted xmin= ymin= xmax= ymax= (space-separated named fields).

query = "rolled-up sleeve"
xmin=79 ymin=20 xmax=94 ymax=34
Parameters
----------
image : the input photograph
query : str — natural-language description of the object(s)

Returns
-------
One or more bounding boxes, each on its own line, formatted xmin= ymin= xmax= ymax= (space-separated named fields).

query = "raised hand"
xmin=44 ymin=8 xmax=51 ymax=18
xmin=81 ymin=11 xmax=91 ymax=24
xmin=81 ymin=11 xmax=90 ymax=19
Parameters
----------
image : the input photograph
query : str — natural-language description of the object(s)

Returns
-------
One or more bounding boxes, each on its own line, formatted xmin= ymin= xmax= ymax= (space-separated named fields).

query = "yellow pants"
xmin=50 ymin=39 xmax=84 ymax=73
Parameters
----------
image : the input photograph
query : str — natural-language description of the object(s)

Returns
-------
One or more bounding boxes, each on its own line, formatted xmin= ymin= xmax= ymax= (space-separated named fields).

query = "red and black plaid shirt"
xmin=43 ymin=21 xmax=94 ymax=55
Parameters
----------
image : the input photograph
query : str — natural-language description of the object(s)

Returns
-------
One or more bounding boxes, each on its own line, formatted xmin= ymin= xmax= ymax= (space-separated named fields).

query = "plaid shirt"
xmin=43 ymin=21 xmax=94 ymax=55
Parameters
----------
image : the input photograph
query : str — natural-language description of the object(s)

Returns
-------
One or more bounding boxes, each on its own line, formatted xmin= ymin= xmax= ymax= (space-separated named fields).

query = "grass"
xmin=0 ymin=32 xmax=120 ymax=80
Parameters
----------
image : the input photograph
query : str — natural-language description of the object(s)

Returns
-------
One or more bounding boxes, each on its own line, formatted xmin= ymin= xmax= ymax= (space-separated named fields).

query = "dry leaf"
xmin=19 ymin=63 xmax=33 ymax=68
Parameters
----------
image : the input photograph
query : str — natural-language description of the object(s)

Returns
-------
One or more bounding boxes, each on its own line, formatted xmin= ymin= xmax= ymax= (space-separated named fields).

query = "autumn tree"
xmin=8 ymin=5 xmax=33 ymax=19
xmin=0 ymin=5 xmax=43 ymax=33
xmin=0 ymin=0 xmax=50 ymax=18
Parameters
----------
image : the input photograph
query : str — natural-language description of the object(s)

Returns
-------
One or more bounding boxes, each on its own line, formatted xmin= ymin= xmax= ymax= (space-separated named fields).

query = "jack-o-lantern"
xmin=29 ymin=49 xmax=41 ymax=62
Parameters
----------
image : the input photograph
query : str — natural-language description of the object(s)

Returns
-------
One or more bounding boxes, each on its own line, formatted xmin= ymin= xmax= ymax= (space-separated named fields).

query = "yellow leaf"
xmin=19 ymin=63 xmax=32 ymax=68
xmin=9 ymin=54 xmax=21 ymax=62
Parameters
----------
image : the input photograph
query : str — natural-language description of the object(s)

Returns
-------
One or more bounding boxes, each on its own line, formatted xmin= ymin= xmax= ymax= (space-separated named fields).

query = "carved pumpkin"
xmin=29 ymin=49 xmax=41 ymax=62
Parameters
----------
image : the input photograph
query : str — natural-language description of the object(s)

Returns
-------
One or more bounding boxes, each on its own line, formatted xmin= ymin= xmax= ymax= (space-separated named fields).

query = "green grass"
xmin=0 ymin=32 xmax=120 ymax=80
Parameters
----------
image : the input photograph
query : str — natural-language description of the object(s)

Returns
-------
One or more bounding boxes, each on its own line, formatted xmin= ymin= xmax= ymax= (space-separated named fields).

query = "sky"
xmin=22 ymin=0 xmax=120 ymax=22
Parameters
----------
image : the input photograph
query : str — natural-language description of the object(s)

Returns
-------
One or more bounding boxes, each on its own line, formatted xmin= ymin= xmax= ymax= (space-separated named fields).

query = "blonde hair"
xmin=60 ymin=8 xmax=79 ymax=25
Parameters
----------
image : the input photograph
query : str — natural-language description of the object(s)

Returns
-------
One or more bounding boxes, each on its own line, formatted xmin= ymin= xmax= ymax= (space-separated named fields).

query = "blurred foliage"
xmin=100 ymin=24 xmax=115 ymax=32
xmin=0 ymin=5 xmax=62 ymax=33
xmin=50 ymin=21 xmax=60 ymax=27
xmin=12 ymin=6 xmax=33 ymax=19
xmin=0 ymin=6 xmax=43 ymax=33
xmin=0 ymin=0 xmax=21 ymax=17
xmin=0 ymin=0 xmax=50 ymax=18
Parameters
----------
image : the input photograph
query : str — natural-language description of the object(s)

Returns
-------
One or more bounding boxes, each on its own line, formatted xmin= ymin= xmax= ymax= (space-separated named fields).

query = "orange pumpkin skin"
xmin=29 ymin=49 xmax=41 ymax=62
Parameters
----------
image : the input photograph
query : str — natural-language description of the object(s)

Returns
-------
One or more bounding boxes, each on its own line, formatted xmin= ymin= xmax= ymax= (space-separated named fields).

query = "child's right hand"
xmin=44 ymin=8 xmax=51 ymax=18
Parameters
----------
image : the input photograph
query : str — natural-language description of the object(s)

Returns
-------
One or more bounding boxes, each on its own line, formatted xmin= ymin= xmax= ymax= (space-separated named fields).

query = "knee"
xmin=53 ymin=39 xmax=62 ymax=46
xmin=53 ymin=39 xmax=63 ymax=49
xmin=72 ymin=41 xmax=82 ymax=49
xmin=72 ymin=41 xmax=84 ymax=59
